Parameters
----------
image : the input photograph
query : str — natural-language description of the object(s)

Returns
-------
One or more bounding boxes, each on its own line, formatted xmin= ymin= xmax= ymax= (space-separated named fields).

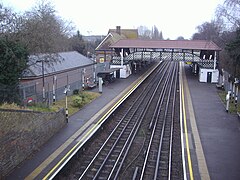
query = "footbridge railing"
xmin=112 ymin=51 xmax=216 ymax=68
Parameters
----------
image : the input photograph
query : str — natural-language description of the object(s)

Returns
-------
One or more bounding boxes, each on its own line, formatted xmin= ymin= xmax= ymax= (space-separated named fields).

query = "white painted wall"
xmin=110 ymin=64 xmax=132 ymax=78
xmin=199 ymin=68 xmax=219 ymax=83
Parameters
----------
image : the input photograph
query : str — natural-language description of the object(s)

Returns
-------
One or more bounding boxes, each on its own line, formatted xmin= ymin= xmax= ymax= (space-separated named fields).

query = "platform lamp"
xmin=36 ymin=59 xmax=49 ymax=102
xmin=64 ymin=85 xmax=70 ymax=123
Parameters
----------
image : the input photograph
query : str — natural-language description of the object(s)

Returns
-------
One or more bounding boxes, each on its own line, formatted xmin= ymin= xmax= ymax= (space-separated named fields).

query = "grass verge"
xmin=52 ymin=91 xmax=100 ymax=116
xmin=217 ymin=90 xmax=240 ymax=113
xmin=0 ymin=91 xmax=100 ymax=116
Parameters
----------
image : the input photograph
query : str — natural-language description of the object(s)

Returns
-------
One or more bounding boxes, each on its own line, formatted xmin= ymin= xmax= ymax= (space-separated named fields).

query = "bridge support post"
xmin=226 ymin=91 xmax=230 ymax=113
xmin=99 ymin=77 xmax=103 ymax=93
xmin=214 ymin=51 xmax=217 ymax=70
xmin=121 ymin=48 xmax=124 ymax=67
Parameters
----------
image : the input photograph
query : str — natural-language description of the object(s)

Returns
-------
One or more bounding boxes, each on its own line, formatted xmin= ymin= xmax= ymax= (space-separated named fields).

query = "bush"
xmin=72 ymin=95 xmax=83 ymax=108
xmin=73 ymin=89 xmax=79 ymax=95
xmin=80 ymin=92 xmax=94 ymax=104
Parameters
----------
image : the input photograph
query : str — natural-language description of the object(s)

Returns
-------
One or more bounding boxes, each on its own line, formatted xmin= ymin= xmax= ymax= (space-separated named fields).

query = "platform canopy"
xmin=110 ymin=39 xmax=221 ymax=51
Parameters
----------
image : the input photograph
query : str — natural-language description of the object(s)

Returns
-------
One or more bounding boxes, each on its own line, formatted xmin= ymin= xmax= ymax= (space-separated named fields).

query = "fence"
xmin=19 ymin=80 xmax=82 ymax=105
xmin=17 ymin=62 xmax=110 ymax=105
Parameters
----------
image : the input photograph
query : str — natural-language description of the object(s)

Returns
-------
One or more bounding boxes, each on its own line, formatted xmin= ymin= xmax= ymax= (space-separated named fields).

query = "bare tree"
xmin=0 ymin=4 xmax=23 ymax=40
xmin=138 ymin=25 xmax=163 ymax=40
xmin=138 ymin=25 xmax=151 ymax=39
xmin=216 ymin=0 xmax=240 ymax=30
xmin=16 ymin=0 xmax=75 ymax=102
xmin=69 ymin=30 xmax=87 ymax=55
xmin=152 ymin=25 xmax=164 ymax=40
xmin=192 ymin=20 xmax=222 ymax=44
xmin=20 ymin=0 xmax=73 ymax=54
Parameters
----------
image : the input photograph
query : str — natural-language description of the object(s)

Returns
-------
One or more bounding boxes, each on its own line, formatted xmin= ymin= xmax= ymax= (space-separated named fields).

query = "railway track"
xmin=56 ymin=61 xmax=183 ymax=180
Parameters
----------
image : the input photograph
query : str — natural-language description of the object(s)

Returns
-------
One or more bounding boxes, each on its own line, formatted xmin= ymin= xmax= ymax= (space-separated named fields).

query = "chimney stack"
xmin=116 ymin=26 xmax=121 ymax=35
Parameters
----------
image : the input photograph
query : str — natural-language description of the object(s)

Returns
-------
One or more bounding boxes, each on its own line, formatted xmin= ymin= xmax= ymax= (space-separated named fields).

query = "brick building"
xmin=95 ymin=26 xmax=138 ymax=64
xmin=20 ymin=51 xmax=96 ymax=103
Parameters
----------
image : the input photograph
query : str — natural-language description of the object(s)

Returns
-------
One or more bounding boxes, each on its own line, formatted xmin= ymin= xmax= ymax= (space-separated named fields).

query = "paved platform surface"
xmin=6 ymin=66 xmax=151 ymax=180
xmin=185 ymin=65 xmax=240 ymax=180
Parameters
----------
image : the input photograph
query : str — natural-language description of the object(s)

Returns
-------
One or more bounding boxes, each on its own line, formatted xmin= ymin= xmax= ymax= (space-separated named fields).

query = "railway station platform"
xmin=6 ymin=62 xmax=240 ymax=180
xmin=6 ymin=65 xmax=155 ymax=180
xmin=182 ymin=63 xmax=240 ymax=180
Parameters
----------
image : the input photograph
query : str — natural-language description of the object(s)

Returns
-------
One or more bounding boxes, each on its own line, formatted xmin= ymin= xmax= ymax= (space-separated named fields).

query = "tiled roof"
xmin=110 ymin=39 xmax=221 ymax=51
xmin=96 ymin=32 xmax=126 ymax=51
xmin=96 ymin=28 xmax=138 ymax=51
xmin=108 ymin=29 xmax=138 ymax=39
xmin=23 ymin=51 xmax=95 ymax=77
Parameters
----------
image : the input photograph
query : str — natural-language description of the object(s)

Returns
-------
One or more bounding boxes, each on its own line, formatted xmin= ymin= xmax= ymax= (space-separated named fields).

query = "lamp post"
xmin=36 ymin=59 xmax=46 ymax=102
xmin=64 ymin=85 xmax=70 ymax=123
xmin=42 ymin=60 xmax=45 ymax=101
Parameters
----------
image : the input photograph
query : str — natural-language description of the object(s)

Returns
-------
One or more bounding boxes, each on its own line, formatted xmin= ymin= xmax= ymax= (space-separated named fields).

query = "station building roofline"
xmin=110 ymin=39 xmax=221 ymax=51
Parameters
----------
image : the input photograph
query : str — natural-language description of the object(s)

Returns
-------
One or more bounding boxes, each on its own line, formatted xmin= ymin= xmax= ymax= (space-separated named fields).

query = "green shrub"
xmin=81 ymin=92 xmax=94 ymax=104
xmin=72 ymin=95 xmax=83 ymax=108
xmin=73 ymin=89 xmax=79 ymax=95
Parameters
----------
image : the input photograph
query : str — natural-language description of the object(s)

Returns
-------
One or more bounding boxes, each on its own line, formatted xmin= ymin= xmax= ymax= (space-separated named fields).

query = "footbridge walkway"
xmin=110 ymin=39 xmax=221 ymax=69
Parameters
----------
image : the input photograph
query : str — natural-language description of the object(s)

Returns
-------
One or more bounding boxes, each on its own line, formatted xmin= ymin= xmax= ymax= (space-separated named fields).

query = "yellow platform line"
xmin=25 ymin=80 xmax=140 ymax=180
xmin=25 ymin=62 xmax=161 ymax=180
xmin=181 ymin=83 xmax=194 ymax=180
xmin=181 ymin=63 xmax=210 ymax=180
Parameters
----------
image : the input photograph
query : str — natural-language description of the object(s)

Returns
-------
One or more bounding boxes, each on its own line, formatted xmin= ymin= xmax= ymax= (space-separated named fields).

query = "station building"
xmin=20 ymin=51 xmax=96 ymax=103
xmin=95 ymin=26 xmax=138 ymax=78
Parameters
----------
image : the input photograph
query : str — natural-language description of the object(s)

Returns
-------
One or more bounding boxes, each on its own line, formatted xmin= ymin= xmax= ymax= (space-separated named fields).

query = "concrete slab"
xmin=185 ymin=65 xmax=240 ymax=180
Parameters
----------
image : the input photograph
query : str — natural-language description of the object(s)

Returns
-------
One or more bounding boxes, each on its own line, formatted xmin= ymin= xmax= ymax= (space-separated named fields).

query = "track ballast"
xmin=56 ymin=61 xmax=183 ymax=180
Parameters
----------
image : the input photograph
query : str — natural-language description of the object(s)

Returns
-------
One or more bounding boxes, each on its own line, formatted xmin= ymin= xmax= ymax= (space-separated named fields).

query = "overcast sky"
xmin=2 ymin=0 xmax=223 ymax=39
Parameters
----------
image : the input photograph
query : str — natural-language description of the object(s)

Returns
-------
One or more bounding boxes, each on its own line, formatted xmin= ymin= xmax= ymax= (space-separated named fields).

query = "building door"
xmin=207 ymin=72 xmax=212 ymax=83
xmin=116 ymin=69 xmax=120 ymax=78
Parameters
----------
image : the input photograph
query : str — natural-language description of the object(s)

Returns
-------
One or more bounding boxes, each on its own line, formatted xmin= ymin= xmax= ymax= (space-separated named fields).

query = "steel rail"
xmin=78 ymin=62 xmax=169 ymax=179
xmin=154 ymin=62 xmax=178 ymax=180
xmin=140 ymin=62 xmax=177 ymax=179
xmin=140 ymin=62 xmax=175 ymax=179
xmin=92 ymin=62 xmax=171 ymax=180
xmin=167 ymin=62 xmax=178 ymax=179
xmin=110 ymin=63 xmax=173 ymax=179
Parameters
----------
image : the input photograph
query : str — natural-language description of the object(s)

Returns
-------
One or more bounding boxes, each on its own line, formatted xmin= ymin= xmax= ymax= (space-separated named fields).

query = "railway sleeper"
xmin=162 ymin=146 xmax=170 ymax=152
xmin=105 ymin=164 xmax=114 ymax=168
xmin=86 ymin=174 xmax=95 ymax=179
xmin=159 ymin=173 xmax=168 ymax=179
xmin=148 ymin=159 xmax=157 ymax=165
xmin=160 ymin=157 xmax=169 ymax=163
xmin=106 ymin=143 xmax=115 ymax=148
xmin=159 ymin=162 xmax=169 ymax=170
xmin=115 ymin=145 xmax=124 ymax=150
xmin=161 ymin=150 xmax=169 ymax=155
xmin=114 ymin=147 xmax=122 ymax=152
xmin=105 ymin=166 xmax=114 ymax=173
xmin=98 ymin=175 xmax=109 ymax=180
xmin=111 ymin=153 xmax=120 ymax=158
xmin=94 ymin=163 xmax=103 ymax=168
